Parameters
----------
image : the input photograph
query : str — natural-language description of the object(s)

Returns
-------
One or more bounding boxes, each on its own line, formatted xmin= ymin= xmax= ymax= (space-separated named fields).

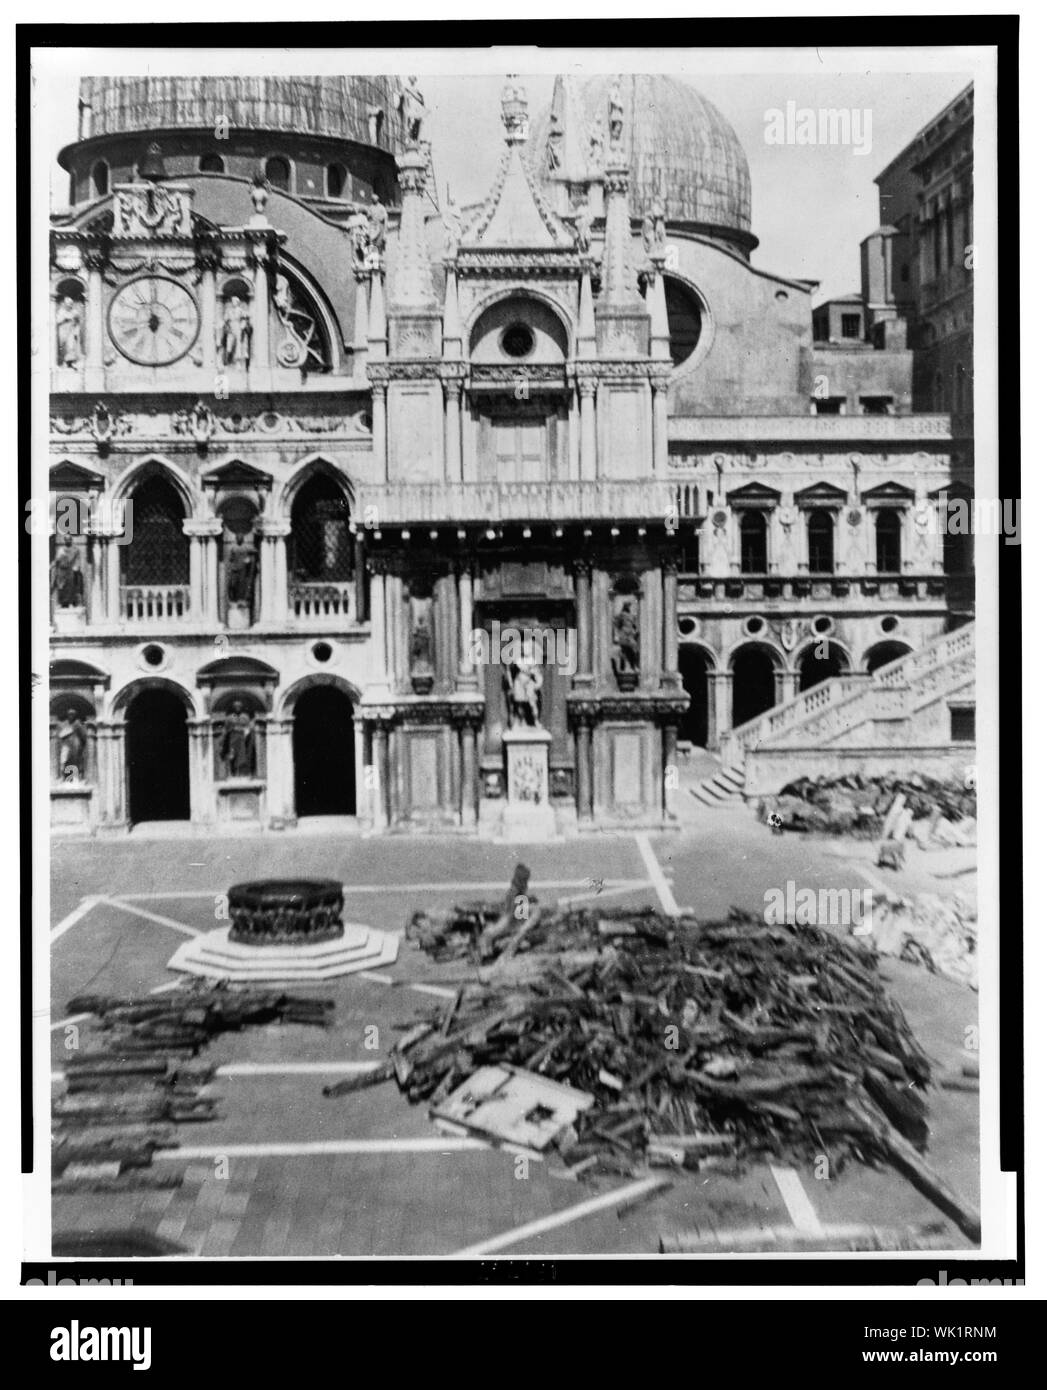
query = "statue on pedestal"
xmin=219 ymin=701 xmax=256 ymax=778
xmin=56 ymin=709 xmax=87 ymax=782
xmin=50 ymin=536 xmax=84 ymax=610
xmin=505 ymin=657 xmax=543 ymax=728
xmin=367 ymin=193 xmax=388 ymax=258
xmin=442 ymin=194 xmax=463 ymax=258
xmin=224 ymin=527 xmax=257 ymax=614
xmin=611 ymin=595 xmax=641 ymax=687
xmin=219 ymin=295 xmax=252 ymax=367
xmin=608 ymin=79 xmax=625 ymax=147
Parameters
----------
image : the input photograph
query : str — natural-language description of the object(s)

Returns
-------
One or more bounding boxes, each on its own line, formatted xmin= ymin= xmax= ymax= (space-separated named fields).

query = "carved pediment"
xmin=50 ymin=461 xmax=105 ymax=493
xmin=861 ymin=480 xmax=915 ymax=505
xmin=793 ymin=482 xmax=849 ymax=508
xmin=726 ymin=481 xmax=782 ymax=508
xmin=202 ymin=461 xmax=273 ymax=492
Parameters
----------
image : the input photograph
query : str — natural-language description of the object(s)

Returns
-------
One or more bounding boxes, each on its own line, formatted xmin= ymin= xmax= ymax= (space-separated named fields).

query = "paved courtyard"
xmin=48 ymin=803 xmax=980 ymax=1259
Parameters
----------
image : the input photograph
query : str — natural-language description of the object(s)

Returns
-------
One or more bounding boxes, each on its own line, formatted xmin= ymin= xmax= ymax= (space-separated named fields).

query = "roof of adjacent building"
xmin=529 ymin=74 xmax=752 ymax=238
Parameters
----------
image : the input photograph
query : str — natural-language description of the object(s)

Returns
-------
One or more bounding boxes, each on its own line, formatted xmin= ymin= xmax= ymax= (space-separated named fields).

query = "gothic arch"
xmin=790 ymin=636 xmax=854 ymax=676
xmin=725 ymin=637 xmax=784 ymax=671
xmin=465 ymin=285 xmax=575 ymax=352
xmin=279 ymin=455 xmax=356 ymax=515
xmin=677 ymin=636 xmax=720 ymax=674
xmin=111 ymin=455 xmax=199 ymax=518
xmin=277 ymin=672 xmax=362 ymax=717
xmin=109 ymin=676 xmax=200 ymax=721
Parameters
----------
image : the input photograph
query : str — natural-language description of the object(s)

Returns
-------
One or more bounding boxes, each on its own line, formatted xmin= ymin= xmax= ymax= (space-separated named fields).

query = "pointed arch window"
xmin=290 ymin=474 xmax=354 ymax=582
xmin=122 ymin=475 xmax=189 ymax=585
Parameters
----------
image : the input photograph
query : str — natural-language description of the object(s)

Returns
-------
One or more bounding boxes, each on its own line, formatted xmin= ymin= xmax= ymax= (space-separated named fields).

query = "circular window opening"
xmin=678 ymin=617 xmax=697 ymax=637
xmin=312 ymin=641 xmax=333 ymax=664
xmin=812 ymin=615 xmax=834 ymax=636
xmin=501 ymin=323 xmax=535 ymax=359
xmin=142 ymin=644 xmax=165 ymax=668
xmin=881 ymin=615 xmax=899 ymax=634
xmin=665 ymin=277 xmax=703 ymax=368
xmin=744 ymin=616 xmax=765 ymax=636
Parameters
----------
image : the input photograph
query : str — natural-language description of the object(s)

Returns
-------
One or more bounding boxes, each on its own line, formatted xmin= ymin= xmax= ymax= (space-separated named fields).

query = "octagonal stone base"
xmin=167 ymin=922 xmax=399 ymax=982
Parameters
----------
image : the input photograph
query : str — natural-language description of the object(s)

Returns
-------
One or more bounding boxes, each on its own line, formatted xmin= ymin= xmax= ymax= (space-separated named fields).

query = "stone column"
xmin=369 ymin=567 xmax=388 ymax=685
xmin=661 ymin=558 xmax=680 ymax=687
xmin=652 ymin=376 xmax=670 ymax=470
xmin=712 ymin=672 xmax=733 ymax=744
xmin=443 ymin=377 xmax=463 ymax=482
xmin=457 ymin=561 xmax=478 ymax=689
xmin=459 ymin=720 xmax=478 ymax=828
xmin=354 ymin=537 xmax=367 ymax=623
xmin=640 ymin=568 xmax=660 ymax=688
xmin=574 ymin=717 xmax=594 ymax=822
xmin=250 ymin=240 xmax=271 ymax=371
xmin=572 ymin=558 xmax=593 ymax=683
xmin=352 ymin=271 xmax=370 ymax=383
xmin=263 ymin=715 xmax=295 ymax=827
xmin=373 ymin=722 xmax=391 ymax=830
xmin=662 ymin=722 xmax=678 ymax=819
xmin=105 ymin=532 xmax=122 ymax=624
xmin=780 ymin=670 xmax=800 ymax=703
xmin=84 ymin=252 xmax=106 ymax=380
xmin=371 ymin=383 xmax=388 ymax=481
xmin=187 ymin=718 xmax=214 ymax=827
xmin=257 ymin=520 xmax=290 ymax=624
xmin=87 ymin=531 xmax=105 ymax=625
xmin=387 ymin=571 xmax=406 ymax=691
xmin=579 ymin=377 xmax=597 ymax=481
xmin=199 ymin=260 xmax=218 ymax=374
xmin=95 ymin=719 xmax=126 ymax=828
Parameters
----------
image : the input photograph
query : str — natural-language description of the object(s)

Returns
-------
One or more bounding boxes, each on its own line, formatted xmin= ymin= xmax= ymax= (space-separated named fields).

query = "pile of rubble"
xmin=855 ymin=892 xmax=978 ymax=990
xmin=327 ymin=869 xmax=978 ymax=1242
xmin=759 ymin=773 xmax=977 ymax=846
xmin=54 ymin=984 xmax=333 ymax=1192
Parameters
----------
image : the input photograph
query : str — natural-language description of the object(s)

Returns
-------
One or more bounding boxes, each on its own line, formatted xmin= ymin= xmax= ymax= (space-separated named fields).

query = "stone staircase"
xmin=720 ymin=622 xmax=975 ymax=767
xmin=688 ymin=762 xmax=746 ymax=808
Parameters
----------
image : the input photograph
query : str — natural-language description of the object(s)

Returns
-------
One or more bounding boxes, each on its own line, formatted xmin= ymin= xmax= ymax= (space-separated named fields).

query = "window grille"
xmin=122 ymin=476 xmax=189 ymax=584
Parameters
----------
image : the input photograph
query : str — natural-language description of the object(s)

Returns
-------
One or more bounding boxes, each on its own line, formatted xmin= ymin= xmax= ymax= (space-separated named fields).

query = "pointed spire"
xmin=367 ymin=266 xmax=386 ymax=360
xmin=442 ymin=263 xmax=462 ymax=358
xmin=577 ymin=264 xmax=596 ymax=356
xmin=647 ymin=255 xmax=671 ymax=362
xmin=601 ymin=153 xmax=643 ymax=308
xmin=390 ymin=147 xmax=436 ymax=309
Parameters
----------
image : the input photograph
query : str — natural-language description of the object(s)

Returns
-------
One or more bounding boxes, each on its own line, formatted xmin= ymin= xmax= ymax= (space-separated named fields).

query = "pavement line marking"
xmin=50 ymin=897 xmax=101 ymax=943
xmin=96 ymin=897 xmax=202 ymax=938
xmin=357 ymin=970 xmax=396 ymax=987
xmin=154 ymin=1137 xmax=488 ymax=1160
xmin=408 ymin=983 xmax=458 ymax=999
xmin=635 ymin=834 xmax=680 ymax=916
xmin=556 ymin=881 xmax=651 ymax=907
xmin=114 ymin=879 xmax=639 ymax=902
xmin=149 ymin=980 xmax=183 ymax=994
xmin=49 ymin=1014 xmax=90 ymax=1032
xmin=769 ymin=1164 xmax=824 ymax=1236
xmin=451 ymin=1176 xmax=668 ymax=1258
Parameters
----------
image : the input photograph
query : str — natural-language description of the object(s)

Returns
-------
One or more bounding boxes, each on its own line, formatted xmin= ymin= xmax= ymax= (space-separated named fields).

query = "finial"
xmin=501 ymin=76 xmax=529 ymax=144
xmin=138 ymin=141 xmax=167 ymax=182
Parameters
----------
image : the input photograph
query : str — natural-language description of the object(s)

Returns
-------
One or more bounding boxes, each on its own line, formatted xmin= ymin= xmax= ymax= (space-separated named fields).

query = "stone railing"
xmin=719 ymin=620 xmax=975 ymax=763
xmin=356 ymin=480 xmax=678 ymax=526
xmin=289 ymin=581 xmax=355 ymax=621
xmin=121 ymin=585 xmax=190 ymax=622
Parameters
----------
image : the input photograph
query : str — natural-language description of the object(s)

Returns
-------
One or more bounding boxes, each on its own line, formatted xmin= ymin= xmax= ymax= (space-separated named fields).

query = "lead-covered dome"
xmin=531 ymin=74 xmax=753 ymax=247
xmin=75 ymin=75 xmax=408 ymax=153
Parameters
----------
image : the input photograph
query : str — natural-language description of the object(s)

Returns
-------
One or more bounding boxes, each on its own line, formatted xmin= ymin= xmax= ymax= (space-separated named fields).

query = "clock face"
xmin=108 ymin=277 xmax=200 ymax=366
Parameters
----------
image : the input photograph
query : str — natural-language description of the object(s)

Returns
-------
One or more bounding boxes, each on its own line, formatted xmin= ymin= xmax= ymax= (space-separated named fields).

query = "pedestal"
xmin=501 ymin=725 xmax=556 ymax=840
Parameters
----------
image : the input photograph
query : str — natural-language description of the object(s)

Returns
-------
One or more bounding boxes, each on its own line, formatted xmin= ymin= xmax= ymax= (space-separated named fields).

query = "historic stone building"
xmin=48 ymin=73 xmax=972 ymax=836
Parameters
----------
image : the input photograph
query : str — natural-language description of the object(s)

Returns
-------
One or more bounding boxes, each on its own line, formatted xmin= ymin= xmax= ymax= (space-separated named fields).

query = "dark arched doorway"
xmin=797 ymin=641 xmax=848 ymax=691
xmin=679 ymin=647 xmax=710 ymax=747
xmin=865 ymin=640 xmax=912 ymax=674
xmin=293 ymin=685 xmax=356 ymax=817
xmin=732 ymin=645 xmax=777 ymax=727
xmin=125 ymin=689 xmax=190 ymax=823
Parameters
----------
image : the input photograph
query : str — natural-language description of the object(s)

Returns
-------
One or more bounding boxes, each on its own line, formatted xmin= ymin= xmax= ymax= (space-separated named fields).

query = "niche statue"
xmin=56 ymin=709 xmax=87 ymax=782
xmin=51 ymin=536 xmax=84 ymax=610
xmin=219 ymin=701 xmax=256 ymax=778
xmin=504 ymin=658 xmax=543 ymax=728
xmin=611 ymin=595 xmax=641 ymax=689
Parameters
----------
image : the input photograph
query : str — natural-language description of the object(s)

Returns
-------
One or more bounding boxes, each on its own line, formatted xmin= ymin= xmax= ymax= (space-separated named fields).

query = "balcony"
xmin=289 ymin=581 xmax=356 ymax=622
xmin=121 ymin=585 xmax=191 ymax=623
xmin=356 ymin=480 xmax=678 ymax=526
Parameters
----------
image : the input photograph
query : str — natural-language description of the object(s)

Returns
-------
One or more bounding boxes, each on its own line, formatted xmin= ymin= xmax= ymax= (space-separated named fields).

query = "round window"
xmin=744 ymin=616 xmax=765 ymax=636
xmin=312 ymin=641 xmax=333 ymax=664
xmin=501 ymin=324 xmax=535 ymax=359
xmin=812 ymin=615 xmax=834 ymax=636
xmin=142 ymin=643 xmax=165 ymax=668
xmin=881 ymin=615 xmax=899 ymax=634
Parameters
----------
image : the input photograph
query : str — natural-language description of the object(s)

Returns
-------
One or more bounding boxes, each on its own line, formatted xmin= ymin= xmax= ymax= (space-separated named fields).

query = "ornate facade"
xmin=48 ymin=73 xmax=973 ymax=836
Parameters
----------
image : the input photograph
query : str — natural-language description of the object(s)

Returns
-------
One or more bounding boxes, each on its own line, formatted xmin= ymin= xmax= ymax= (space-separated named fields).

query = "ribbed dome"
xmin=531 ymin=74 xmax=752 ymax=240
xmin=77 ymin=75 xmax=408 ymax=153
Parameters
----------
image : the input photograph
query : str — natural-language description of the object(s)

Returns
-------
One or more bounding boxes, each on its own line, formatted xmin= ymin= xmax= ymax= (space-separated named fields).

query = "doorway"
xmin=798 ymin=641 xmax=848 ymax=691
xmin=679 ymin=647 xmax=710 ymax=747
xmin=731 ymin=645 xmax=777 ymax=727
xmin=292 ymin=685 xmax=356 ymax=816
xmin=126 ymin=688 xmax=190 ymax=823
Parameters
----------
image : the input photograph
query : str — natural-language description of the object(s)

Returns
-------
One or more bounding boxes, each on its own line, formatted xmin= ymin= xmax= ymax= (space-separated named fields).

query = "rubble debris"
xmin=54 ymin=982 xmax=334 ymax=1192
xmin=853 ymin=893 xmax=977 ymax=990
xmin=431 ymin=1064 xmax=593 ymax=1151
xmin=346 ymin=876 xmax=979 ymax=1238
xmin=759 ymin=773 xmax=977 ymax=843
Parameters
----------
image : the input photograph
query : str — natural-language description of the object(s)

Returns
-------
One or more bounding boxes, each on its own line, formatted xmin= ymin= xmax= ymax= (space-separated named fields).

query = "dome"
xmin=531 ymin=74 xmax=753 ymax=245
xmin=75 ymin=75 xmax=408 ymax=154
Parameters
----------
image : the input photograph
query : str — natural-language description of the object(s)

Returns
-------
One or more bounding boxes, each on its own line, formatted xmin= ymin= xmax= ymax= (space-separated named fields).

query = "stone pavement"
xmin=48 ymin=811 xmax=980 ymax=1259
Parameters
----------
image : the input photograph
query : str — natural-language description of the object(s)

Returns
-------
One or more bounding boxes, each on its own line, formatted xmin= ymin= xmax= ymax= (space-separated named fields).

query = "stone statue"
xmin=219 ymin=295 xmax=252 ymax=366
xmin=442 ymin=194 xmax=463 ymax=257
xmin=588 ymin=115 xmax=605 ymax=167
xmin=187 ymin=398 xmax=215 ymax=445
xmin=50 ymin=536 xmax=84 ymax=610
xmin=219 ymin=701 xmax=255 ymax=778
xmin=572 ymin=203 xmax=592 ymax=255
xmin=402 ymin=76 xmax=425 ymax=145
xmin=642 ymin=197 xmax=666 ymax=257
xmin=608 ymin=79 xmax=624 ymax=146
xmin=611 ymin=595 xmax=641 ymax=682
xmin=224 ymin=528 xmax=257 ymax=608
xmin=273 ymin=273 xmax=292 ymax=321
xmin=56 ymin=709 xmax=87 ymax=782
xmin=505 ymin=658 xmax=543 ymax=728
xmin=250 ymin=172 xmax=269 ymax=220
xmin=367 ymin=193 xmax=388 ymax=257
xmin=349 ymin=211 xmax=371 ymax=272
xmin=56 ymin=296 xmax=84 ymax=367
xmin=546 ymin=111 xmax=564 ymax=171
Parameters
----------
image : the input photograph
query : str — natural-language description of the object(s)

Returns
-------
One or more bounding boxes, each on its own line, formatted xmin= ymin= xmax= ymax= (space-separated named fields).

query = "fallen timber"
xmin=339 ymin=885 xmax=978 ymax=1243
xmin=55 ymin=982 xmax=335 ymax=1191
